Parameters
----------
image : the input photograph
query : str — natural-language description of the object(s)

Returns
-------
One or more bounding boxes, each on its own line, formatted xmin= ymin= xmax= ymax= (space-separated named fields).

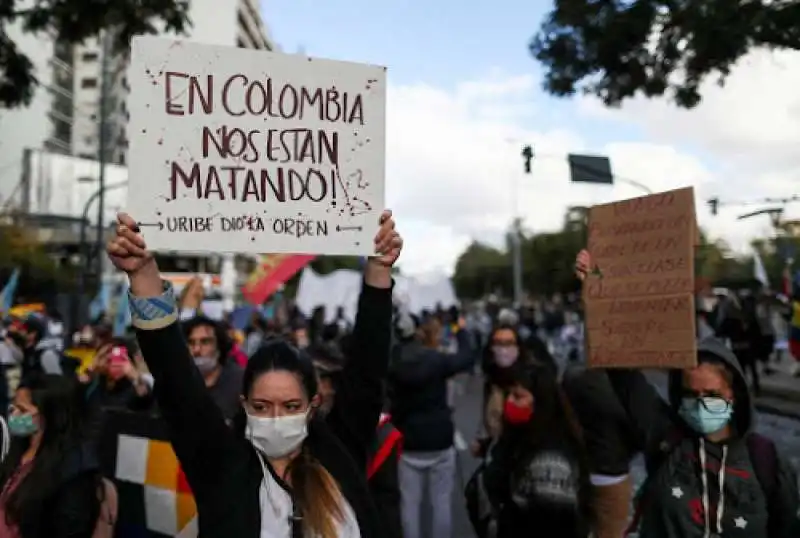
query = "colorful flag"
xmin=241 ymin=254 xmax=315 ymax=305
xmin=8 ymin=303 xmax=44 ymax=318
xmin=89 ymin=281 xmax=112 ymax=321
xmin=99 ymin=410 xmax=196 ymax=537
xmin=114 ymin=285 xmax=131 ymax=337
xmin=1 ymin=268 xmax=20 ymax=313
xmin=753 ymin=250 xmax=769 ymax=287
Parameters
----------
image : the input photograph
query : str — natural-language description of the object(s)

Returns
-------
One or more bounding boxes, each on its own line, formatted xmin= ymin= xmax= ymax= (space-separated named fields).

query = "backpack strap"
xmin=746 ymin=433 xmax=779 ymax=536
xmin=627 ymin=428 xmax=684 ymax=535
xmin=746 ymin=433 xmax=778 ymax=497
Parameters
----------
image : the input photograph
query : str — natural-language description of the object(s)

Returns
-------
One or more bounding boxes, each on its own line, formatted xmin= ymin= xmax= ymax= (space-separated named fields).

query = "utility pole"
xmin=513 ymin=145 xmax=534 ymax=307
xmin=94 ymin=30 xmax=111 ymax=289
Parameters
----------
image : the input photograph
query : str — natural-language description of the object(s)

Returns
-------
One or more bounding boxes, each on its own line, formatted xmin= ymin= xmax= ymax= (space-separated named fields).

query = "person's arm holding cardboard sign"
xmin=575 ymin=249 xmax=672 ymax=450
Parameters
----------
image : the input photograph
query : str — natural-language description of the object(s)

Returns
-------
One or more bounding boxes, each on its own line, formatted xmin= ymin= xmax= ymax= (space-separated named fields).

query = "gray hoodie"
xmin=607 ymin=337 xmax=799 ymax=538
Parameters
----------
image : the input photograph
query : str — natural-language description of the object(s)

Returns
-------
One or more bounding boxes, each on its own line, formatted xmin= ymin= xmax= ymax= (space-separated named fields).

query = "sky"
xmin=260 ymin=0 xmax=800 ymax=276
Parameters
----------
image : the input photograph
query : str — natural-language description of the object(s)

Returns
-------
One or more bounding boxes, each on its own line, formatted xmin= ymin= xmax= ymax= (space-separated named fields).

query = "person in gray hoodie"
xmin=606 ymin=337 xmax=799 ymax=538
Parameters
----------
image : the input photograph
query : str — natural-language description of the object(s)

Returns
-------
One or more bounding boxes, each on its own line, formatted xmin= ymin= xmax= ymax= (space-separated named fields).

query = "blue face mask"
xmin=678 ymin=397 xmax=732 ymax=435
xmin=8 ymin=414 xmax=38 ymax=437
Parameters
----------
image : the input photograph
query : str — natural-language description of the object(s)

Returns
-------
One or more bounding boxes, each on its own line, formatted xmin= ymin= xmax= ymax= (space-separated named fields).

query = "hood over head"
xmin=667 ymin=336 xmax=753 ymax=436
xmin=389 ymin=340 xmax=442 ymax=385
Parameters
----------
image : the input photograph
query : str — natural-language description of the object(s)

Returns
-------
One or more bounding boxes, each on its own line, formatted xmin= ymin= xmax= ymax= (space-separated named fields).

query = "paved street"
xmin=442 ymin=371 xmax=800 ymax=538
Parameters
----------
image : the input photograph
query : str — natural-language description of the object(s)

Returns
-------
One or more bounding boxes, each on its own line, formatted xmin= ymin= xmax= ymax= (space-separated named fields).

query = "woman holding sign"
xmin=107 ymin=211 xmax=402 ymax=538
xmin=575 ymin=250 xmax=799 ymax=538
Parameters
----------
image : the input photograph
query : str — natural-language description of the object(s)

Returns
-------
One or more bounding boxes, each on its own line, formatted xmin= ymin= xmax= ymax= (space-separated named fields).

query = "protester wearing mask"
xmin=576 ymin=250 xmax=800 ymax=538
xmin=291 ymin=323 xmax=311 ymax=349
xmin=107 ymin=210 xmax=401 ymax=538
xmin=472 ymin=325 xmax=531 ymax=455
xmin=0 ymin=329 xmax=23 ymax=413
xmin=312 ymin=347 xmax=403 ymax=538
xmin=468 ymin=361 xmax=591 ymax=538
xmin=81 ymin=341 xmax=152 ymax=443
xmin=182 ymin=315 xmax=243 ymax=421
xmin=0 ymin=374 xmax=108 ymax=538
xmin=9 ymin=318 xmax=63 ymax=377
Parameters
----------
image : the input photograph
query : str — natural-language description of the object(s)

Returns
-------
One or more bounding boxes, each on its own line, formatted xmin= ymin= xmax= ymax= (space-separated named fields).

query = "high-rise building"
xmin=71 ymin=0 xmax=277 ymax=166
xmin=0 ymin=0 xmax=278 ymax=202
xmin=0 ymin=26 xmax=76 ymax=206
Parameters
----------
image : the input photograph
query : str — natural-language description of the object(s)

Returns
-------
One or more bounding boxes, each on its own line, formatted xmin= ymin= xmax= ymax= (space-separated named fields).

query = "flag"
xmin=99 ymin=410 xmax=196 ymax=537
xmin=241 ymin=254 xmax=315 ymax=305
xmin=753 ymin=250 xmax=769 ymax=287
xmin=89 ymin=281 xmax=112 ymax=322
xmin=114 ymin=285 xmax=131 ymax=337
xmin=1 ymin=268 xmax=20 ymax=313
xmin=8 ymin=303 xmax=44 ymax=318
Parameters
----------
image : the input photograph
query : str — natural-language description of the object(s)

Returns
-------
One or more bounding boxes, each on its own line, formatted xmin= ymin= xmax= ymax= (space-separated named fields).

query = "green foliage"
xmin=530 ymin=0 xmax=800 ymax=108
xmin=0 ymin=222 xmax=76 ymax=301
xmin=451 ymin=206 xmax=781 ymax=299
xmin=1 ymin=0 xmax=191 ymax=108
xmin=0 ymin=223 xmax=56 ymax=274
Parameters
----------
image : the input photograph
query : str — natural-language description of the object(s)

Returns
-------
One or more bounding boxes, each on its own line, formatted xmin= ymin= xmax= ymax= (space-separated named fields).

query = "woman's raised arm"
xmin=107 ymin=213 xmax=240 ymax=489
xmin=327 ymin=210 xmax=401 ymax=464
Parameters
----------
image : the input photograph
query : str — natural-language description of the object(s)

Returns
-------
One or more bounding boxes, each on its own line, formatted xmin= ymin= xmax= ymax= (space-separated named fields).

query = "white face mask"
xmin=193 ymin=355 xmax=218 ymax=374
xmin=245 ymin=411 xmax=309 ymax=458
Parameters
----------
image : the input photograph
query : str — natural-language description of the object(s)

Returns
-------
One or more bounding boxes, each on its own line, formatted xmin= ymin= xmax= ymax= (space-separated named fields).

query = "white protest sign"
xmin=127 ymin=36 xmax=386 ymax=256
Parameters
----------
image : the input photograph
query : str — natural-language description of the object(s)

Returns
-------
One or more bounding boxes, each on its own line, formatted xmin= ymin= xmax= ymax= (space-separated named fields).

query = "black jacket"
xmin=367 ymin=418 xmax=402 ymax=538
xmin=483 ymin=431 xmax=589 ymax=538
xmin=388 ymin=331 xmax=473 ymax=451
xmin=134 ymin=282 xmax=392 ymax=538
xmin=561 ymin=364 xmax=640 ymax=476
xmin=8 ymin=443 xmax=101 ymax=538
xmin=607 ymin=338 xmax=800 ymax=538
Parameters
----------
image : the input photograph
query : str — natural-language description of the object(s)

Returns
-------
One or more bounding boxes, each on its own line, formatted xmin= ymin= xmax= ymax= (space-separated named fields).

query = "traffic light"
xmin=708 ymin=197 xmax=719 ymax=216
xmin=521 ymin=145 xmax=533 ymax=174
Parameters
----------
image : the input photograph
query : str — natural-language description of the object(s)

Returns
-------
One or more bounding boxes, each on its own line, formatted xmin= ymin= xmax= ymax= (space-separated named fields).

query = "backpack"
xmin=628 ymin=428 xmax=779 ymax=535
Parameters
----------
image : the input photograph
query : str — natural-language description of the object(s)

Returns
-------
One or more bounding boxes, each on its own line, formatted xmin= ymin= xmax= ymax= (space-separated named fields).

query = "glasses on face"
xmin=685 ymin=396 xmax=731 ymax=415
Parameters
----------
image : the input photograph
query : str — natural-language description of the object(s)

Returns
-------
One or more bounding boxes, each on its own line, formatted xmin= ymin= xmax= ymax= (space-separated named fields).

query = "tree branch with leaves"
xmin=530 ymin=0 xmax=800 ymax=109
xmin=0 ymin=0 xmax=191 ymax=108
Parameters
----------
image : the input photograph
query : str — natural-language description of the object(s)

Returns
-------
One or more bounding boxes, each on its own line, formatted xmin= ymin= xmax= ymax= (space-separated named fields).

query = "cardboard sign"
xmin=583 ymin=187 xmax=697 ymax=369
xmin=127 ymin=37 xmax=386 ymax=256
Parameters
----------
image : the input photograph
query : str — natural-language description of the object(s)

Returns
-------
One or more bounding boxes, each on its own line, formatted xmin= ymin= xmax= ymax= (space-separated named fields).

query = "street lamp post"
xmin=69 ymin=181 xmax=127 ymax=333
xmin=95 ymin=30 xmax=111 ymax=285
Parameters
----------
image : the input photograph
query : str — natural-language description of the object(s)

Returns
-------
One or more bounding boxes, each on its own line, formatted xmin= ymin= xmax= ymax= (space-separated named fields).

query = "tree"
xmin=0 ymin=221 xmax=71 ymax=302
xmin=452 ymin=242 xmax=509 ymax=299
xmin=530 ymin=0 xmax=800 ymax=108
xmin=1 ymin=0 xmax=191 ymax=108
xmin=450 ymin=207 xmax=762 ymax=300
xmin=0 ymin=222 xmax=55 ymax=273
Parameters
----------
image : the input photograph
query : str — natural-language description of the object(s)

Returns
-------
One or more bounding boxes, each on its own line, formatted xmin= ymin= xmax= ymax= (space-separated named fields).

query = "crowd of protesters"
xmin=0 ymin=214 xmax=796 ymax=538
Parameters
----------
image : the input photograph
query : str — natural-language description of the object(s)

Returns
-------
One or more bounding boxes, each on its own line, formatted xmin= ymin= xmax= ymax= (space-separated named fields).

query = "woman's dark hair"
xmin=0 ymin=374 xmax=100 ymax=533
xmin=232 ymin=340 xmax=344 ymax=538
xmin=181 ymin=315 xmax=233 ymax=364
xmin=507 ymin=361 xmax=593 ymax=525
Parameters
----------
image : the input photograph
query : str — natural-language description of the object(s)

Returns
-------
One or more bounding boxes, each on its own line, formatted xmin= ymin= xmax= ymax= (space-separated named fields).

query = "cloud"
xmin=576 ymin=49 xmax=800 ymax=251
xmin=387 ymin=72 xmax=717 ymax=276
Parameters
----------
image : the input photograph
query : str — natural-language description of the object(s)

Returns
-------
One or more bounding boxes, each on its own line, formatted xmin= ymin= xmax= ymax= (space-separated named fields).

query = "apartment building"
xmin=70 ymin=0 xmax=277 ymax=166
xmin=0 ymin=0 xmax=278 ymax=204
xmin=0 ymin=26 xmax=76 ymax=206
